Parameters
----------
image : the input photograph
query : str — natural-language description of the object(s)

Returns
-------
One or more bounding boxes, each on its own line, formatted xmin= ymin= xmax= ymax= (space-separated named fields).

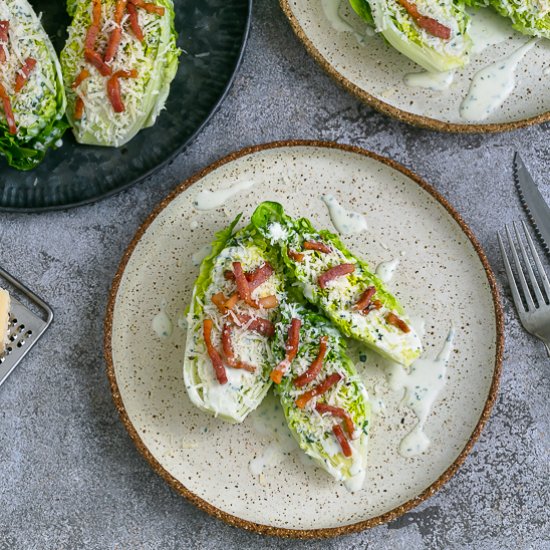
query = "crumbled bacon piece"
xmin=354 ymin=286 xmax=376 ymax=311
xmin=72 ymin=68 xmax=91 ymax=89
xmin=333 ymin=424 xmax=352 ymax=457
xmin=288 ymin=250 xmax=304 ymax=262
xmin=293 ymin=336 xmax=328 ymax=387
xmin=203 ymin=319 xmax=227 ymax=384
xmin=232 ymin=262 xmax=256 ymax=307
xmin=129 ymin=0 xmax=165 ymax=16
xmin=14 ymin=57 xmax=37 ymax=93
xmin=295 ymin=373 xmax=341 ymax=409
xmin=127 ymin=2 xmax=144 ymax=41
xmin=271 ymin=318 xmax=301 ymax=384
xmin=74 ymin=97 xmax=85 ymax=120
xmin=396 ymin=0 xmax=451 ymax=39
xmin=0 ymin=83 xmax=16 ymax=135
xmin=85 ymin=49 xmax=112 ymax=76
xmin=104 ymin=0 xmax=127 ymax=63
xmin=107 ymin=69 xmax=138 ymax=113
xmin=0 ymin=21 xmax=9 ymax=63
xmin=233 ymin=313 xmax=275 ymax=337
xmin=385 ymin=312 xmax=410 ymax=333
xmin=315 ymin=403 xmax=355 ymax=438
xmin=257 ymin=295 xmax=278 ymax=309
xmin=84 ymin=0 xmax=102 ymax=50
xmin=318 ymin=264 xmax=355 ymax=289
xmin=224 ymin=263 xmax=274 ymax=291
xmin=303 ymin=241 xmax=331 ymax=254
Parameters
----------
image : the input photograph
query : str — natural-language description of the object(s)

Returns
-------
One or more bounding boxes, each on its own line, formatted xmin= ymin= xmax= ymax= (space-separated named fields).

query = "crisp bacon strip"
xmin=333 ymin=424 xmax=352 ymax=457
xmin=0 ymin=21 xmax=9 ymax=63
xmin=224 ymin=263 xmax=274 ymax=291
xmin=85 ymin=0 xmax=102 ymax=50
xmin=232 ymin=262 xmax=258 ymax=308
xmin=295 ymin=373 xmax=341 ymax=409
xmin=293 ymin=336 xmax=328 ymax=388
xmin=303 ymin=241 xmax=331 ymax=254
xmin=107 ymin=69 xmax=138 ymax=113
xmin=315 ymin=403 xmax=355 ymax=438
xmin=257 ymin=295 xmax=278 ymax=309
xmin=288 ymin=250 xmax=304 ymax=262
xmin=104 ymin=0 xmax=128 ymax=63
xmin=74 ymin=97 xmax=85 ymax=120
xmin=127 ymin=2 xmax=144 ymax=42
xmin=85 ymin=49 xmax=112 ymax=76
xmin=221 ymin=323 xmax=255 ymax=373
xmin=211 ymin=292 xmax=229 ymax=314
xmin=203 ymin=319 xmax=227 ymax=384
xmin=224 ymin=292 xmax=239 ymax=311
xmin=0 ymin=83 xmax=16 ymax=135
xmin=233 ymin=313 xmax=274 ymax=337
xmin=72 ymin=68 xmax=91 ymax=89
xmin=129 ymin=0 xmax=165 ymax=16
xmin=14 ymin=57 xmax=37 ymax=93
xmin=248 ymin=263 xmax=274 ymax=291
xmin=271 ymin=318 xmax=301 ymax=384
xmin=354 ymin=286 xmax=376 ymax=311
xmin=385 ymin=312 xmax=410 ymax=333
xmin=318 ymin=263 xmax=355 ymax=289
xmin=396 ymin=0 xmax=451 ymax=39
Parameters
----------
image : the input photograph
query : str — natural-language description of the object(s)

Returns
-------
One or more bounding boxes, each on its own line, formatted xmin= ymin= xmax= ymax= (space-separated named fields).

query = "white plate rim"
xmin=279 ymin=2 xmax=550 ymax=134
xmin=104 ymin=140 xmax=504 ymax=538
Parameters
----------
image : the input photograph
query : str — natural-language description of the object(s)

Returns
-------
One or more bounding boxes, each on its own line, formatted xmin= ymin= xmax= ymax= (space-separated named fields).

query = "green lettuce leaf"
xmin=464 ymin=0 xmax=550 ymax=38
xmin=183 ymin=216 xmax=284 ymax=423
xmin=61 ymin=0 xmax=181 ymax=147
xmin=0 ymin=0 xmax=68 ymax=171
xmin=350 ymin=0 xmax=473 ymax=72
xmin=251 ymin=201 xmax=422 ymax=367
xmin=272 ymin=302 xmax=371 ymax=491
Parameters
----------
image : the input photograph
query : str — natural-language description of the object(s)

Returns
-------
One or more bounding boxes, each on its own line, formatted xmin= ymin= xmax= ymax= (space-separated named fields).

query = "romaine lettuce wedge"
xmin=183 ymin=216 xmax=284 ymax=423
xmin=272 ymin=302 xmax=371 ymax=492
xmin=0 ymin=0 xmax=68 ymax=171
xmin=251 ymin=202 xmax=422 ymax=367
xmin=60 ymin=0 xmax=180 ymax=147
xmin=350 ymin=0 xmax=473 ymax=72
xmin=465 ymin=0 xmax=550 ymax=38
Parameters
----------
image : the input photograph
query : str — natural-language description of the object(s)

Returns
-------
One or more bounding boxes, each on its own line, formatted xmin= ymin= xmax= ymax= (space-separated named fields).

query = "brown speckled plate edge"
xmin=104 ymin=140 xmax=504 ymax=538
xmin=279 ymin=1 xmax=550 ymax=134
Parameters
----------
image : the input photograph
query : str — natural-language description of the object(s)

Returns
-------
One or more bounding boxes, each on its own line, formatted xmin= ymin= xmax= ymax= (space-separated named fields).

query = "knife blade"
xmin=513 ymin=152 xmax=550 ymax=254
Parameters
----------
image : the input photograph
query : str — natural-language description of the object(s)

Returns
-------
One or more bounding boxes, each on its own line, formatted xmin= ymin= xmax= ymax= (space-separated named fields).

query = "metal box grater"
xmin=0 ymin=266 xmax=53 ymax=389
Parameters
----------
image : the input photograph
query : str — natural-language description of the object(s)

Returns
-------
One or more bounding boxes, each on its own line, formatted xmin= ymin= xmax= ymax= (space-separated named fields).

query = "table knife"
xmin=513 ymin=152 xmax=550 ymax=254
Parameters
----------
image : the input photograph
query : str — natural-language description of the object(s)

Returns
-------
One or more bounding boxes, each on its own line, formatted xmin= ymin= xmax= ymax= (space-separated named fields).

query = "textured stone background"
xmin=0 ymin=0 xmax=549 ymax=548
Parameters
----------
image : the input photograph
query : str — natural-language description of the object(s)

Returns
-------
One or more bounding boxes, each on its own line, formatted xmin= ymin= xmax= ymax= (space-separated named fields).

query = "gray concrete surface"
xmin=1 ymin=0 xmax=549 ymax=548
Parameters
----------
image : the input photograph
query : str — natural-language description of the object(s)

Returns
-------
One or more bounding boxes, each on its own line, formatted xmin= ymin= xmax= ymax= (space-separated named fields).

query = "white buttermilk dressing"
xmin=192 ymin=244 xmax=212 ymax=267
xmin=248 ymin=393 xmax=299 ymax=476
xmin=468 ymin=7 xmax=512 ymax=55
xmin=403 ymin=70 xmax=454 ymax=91
xmin=193 ymin=180 xmax=255 ymax=210
xmin=387 ymin=325 xmax=455 ymax=458
xmin=152 ymin=304 xmax=173 ymax=339
xmin=375 ymin=258 xmax=400 ymax=283
xmin=320 ymin=0 xmax=372 ymax=42
xmin=321 ymin=194 xmax=368 ymax=235
xmin=460 ymin=38 xmax=539 ymax=122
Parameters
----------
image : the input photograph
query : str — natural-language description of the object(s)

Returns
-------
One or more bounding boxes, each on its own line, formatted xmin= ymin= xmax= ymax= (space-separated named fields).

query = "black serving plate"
xmin=0 ymin=0 xmax=251 ymax=211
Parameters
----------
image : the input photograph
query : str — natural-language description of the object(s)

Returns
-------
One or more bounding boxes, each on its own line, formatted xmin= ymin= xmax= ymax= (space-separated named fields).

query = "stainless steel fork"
xmin=498 ymin=221 xmax=550 ymax=356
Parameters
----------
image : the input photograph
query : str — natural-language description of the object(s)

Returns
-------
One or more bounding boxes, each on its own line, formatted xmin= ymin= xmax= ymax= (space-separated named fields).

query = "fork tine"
xmin=521 ymin=221 xmax=550 ymax=302
xmin=513 ymin=221 xmax=544 ymax=306
xmin=498 ymin=231 xmax=527 ymax=314
xmin=505 ymin=225 xmax=535 ymax=311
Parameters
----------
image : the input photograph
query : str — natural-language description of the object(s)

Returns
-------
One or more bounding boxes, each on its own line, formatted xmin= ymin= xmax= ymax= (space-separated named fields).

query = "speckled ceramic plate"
xmin=0 ymin=0 xmax=250 ymax=212
xmin=280 ymin=1 xmax=550 ymax=132
xmin=105 ymin=141 xmax=503 ymax=537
